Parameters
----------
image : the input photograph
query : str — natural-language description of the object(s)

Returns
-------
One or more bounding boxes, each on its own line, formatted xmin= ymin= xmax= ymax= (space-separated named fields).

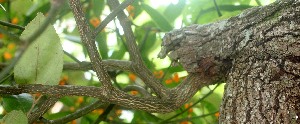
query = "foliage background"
xmin=0 ymin=0 xmax=274 ymax=123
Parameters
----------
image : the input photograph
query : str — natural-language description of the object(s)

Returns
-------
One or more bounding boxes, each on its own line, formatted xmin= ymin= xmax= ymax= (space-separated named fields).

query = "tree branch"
xmin=0 ymin=74 xmax=206 ymax=113
xmin=28 ymin=96 xmax=61 ymax=124
xmin=69 ymin=0 xmax=113 ymax=90
xmin=107 ymin=0 xmax=168 ymax=98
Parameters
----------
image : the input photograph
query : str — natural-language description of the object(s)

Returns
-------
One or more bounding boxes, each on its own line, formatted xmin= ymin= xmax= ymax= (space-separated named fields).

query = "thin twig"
xmin=92 ymin=0 xmax=135 ymax=38
xmin=0 ymin=20 xmax=25 ymax=30
xmin=63 ymin=50 xmax=81 ymax=63
xmin=167 ymin=111 xmax=218 ymax=123
xmin=49 ymin=100 xmax=107 ymax=124
xmin=161 ymin=84 xmax=221 ymax=123
xmin=0 ymin=60 xmax=132 ymax=72
xmin=69 ymin=0 xmax=113 ymax=89
xmin=213 ymin=0 xmax=222 ymax=17
xmin=108 ymin=0 xmax=168 ymax=98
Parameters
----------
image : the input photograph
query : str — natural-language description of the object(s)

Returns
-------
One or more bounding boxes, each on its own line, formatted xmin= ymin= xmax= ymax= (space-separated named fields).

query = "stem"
xmin=107 ymin=0 xmax=168 ymax=98
xmin=69 ymin=0 xmax=113 ymax=89
xmin=49 ymin=100 xmax=107 ymax=124
xmin=92 ymin=0 xmax=135 ymax=38
xmin=0 ymin=20 xmax=25 ymax=30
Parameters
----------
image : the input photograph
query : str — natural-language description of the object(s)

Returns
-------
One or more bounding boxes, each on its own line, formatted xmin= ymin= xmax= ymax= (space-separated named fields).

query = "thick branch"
xmin=0 ymin=74 xmax=206 ymax=113
xmin=156 ymin=0 xmax=299 ymax=122
xmin=158 ymin=0 xmax=299 ymax=84
xmin=69 ymin=0 xmax=113 ymax=90
xmin=63 ymin=60 xmax=132 ymax=71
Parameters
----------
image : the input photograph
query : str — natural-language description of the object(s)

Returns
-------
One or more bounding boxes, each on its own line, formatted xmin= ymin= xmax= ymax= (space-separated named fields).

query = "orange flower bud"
xmin=0 ymin=33 xmax=4 ymax=38
xmin=165 ymin=79 xmax=173 ymax=84
xmin=115 ymin=109 xmax=122 ymax=116
xmin=129 ymin=73 xmax=136 ymax=82
xmin=154 ymin=70 xmax=164 ymax=78
xmin=93 ymin=109 xmax=104 ymax=115
xmin=172 ymin=73 xmax=180 ymax=83
xmin=3 ymin=51 xmax=12 ymax=60
xmin=188 ymin=108 xmax=193 ymax=113
xmin=180 ymin=121 xmax=191 ymax=124
xmin=89 ymin=17 xmax=101 ymax=27
xmin=130 ymin=90 xmax=138 ymax=95
xmin=184 ymin=103 xmax=190 ymax=109
xmin=71 ymin=120 xmax=76 ymax=124
xmin=77 ymin=96 xmax=84 ymax=104
xmin=7 ymin=43 xmax=16 ymax=50
xmin=126 ymin=5 xmax=134 ymax=12
xmin=69 ymin=106 xmax=75 ymax=112
xmin=215 ymin=112 xmax=220 ymax=118
xmin=58 ymin=76 xmax=68 ymax=85
xmin=11 ymin=17 xmax=19 ymax=24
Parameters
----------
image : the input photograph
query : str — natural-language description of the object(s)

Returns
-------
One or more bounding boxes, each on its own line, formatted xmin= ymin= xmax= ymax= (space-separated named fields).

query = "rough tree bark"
xmin=0 ymin=0 xmax=299 ymax=123
xmin=158 ymin=0 xmax=300 ymax=123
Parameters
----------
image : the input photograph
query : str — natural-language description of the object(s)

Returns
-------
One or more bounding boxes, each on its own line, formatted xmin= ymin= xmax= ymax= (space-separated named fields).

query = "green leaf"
xmin=14 ymin=13 xmax=63 ymax=85
xmin=163 ymin=0 xmax=186 ymax=23
xmin=1 ymin=110 xmax=28 ymax=124
xmin=92 ymin=0 xmax=105 ymax=16
xmin=131 ymin=110 xmax=162 ymax=123
xmin=2 ymin=93 xmax=33 ymax=113
xmin=110 ymin=37 xmax=126 ymax=59
xmin=11 ymin=0 xmax=33 ymax=15
xmin=141 ymin=3 xmax=173 ymax=32
xmin=96 ymin=33 xmax=108 ymax=59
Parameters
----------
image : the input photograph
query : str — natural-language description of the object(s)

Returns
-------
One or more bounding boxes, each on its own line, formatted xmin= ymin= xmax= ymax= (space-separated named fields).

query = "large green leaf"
xmin=141 ymin=3 xmax=173 ymax=32
xmin=2 ymin=93 xmax=33 ymax=113
xmin=1 ymin=110 xmax=28 ymax=124
xmin=14 ymin=13 xmax=63 ymax=85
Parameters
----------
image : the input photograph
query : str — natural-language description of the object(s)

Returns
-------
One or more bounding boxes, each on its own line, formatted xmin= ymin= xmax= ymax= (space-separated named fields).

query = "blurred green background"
xmin=0 ymin=0 xmax=274 ymax=123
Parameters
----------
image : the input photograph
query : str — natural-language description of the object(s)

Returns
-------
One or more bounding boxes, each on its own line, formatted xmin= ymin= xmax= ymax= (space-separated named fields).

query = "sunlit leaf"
xmin=14 ymin=13 xmax=63 ymax=85
xmin=11 ymin=0 xmax=33 ymax=15
xmin=163 ymin=0 xmax=186 ymax=23
xmin=141 ymin=3 xmax=173 ymax=32
xmin=1 ymin=110 xmax=28 ymax=124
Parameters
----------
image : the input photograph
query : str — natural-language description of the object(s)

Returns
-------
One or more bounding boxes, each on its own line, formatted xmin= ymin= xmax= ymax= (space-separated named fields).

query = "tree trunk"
xmin=159 ymin=0 xmax=300 ymax=123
